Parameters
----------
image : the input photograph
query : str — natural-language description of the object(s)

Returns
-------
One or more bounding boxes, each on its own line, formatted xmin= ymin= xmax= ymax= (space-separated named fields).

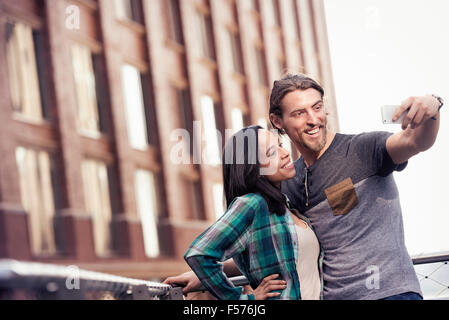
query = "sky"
xmin=323 ymin=0 xmax=449 ymax=256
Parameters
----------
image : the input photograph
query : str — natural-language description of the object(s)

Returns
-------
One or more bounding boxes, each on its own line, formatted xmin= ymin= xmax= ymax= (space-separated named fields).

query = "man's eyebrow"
xmin=311 ymin=100 xmax=324 ymax=107
xmin=289 ymin=100 xmax=323 ymax=114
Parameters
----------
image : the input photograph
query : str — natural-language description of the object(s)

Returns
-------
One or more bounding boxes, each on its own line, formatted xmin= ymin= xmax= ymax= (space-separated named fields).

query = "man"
xmin=165 ymin=74 xmax=443 ymax=300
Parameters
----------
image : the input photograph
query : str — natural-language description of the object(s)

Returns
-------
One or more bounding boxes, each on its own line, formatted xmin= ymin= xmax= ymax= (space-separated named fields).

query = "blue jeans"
xmin=381 ymin=292 xmax=423 ymax=300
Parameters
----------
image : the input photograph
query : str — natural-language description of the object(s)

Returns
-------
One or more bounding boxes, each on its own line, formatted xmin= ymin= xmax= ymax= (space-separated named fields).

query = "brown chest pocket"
xmin=325 ymin=178 xmax=358 ymax=216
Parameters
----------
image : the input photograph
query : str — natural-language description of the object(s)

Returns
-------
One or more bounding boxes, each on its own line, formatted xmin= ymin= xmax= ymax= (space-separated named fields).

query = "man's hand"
xmin=387 ymin=95 xmax=441 ymax=164
xmin=253 ymin=274 xmax=287 ymax=300
xmin=393 ymin=95 xmax=441 ymax=130
xmin=163 ymin=271 xmax=202 ymax=295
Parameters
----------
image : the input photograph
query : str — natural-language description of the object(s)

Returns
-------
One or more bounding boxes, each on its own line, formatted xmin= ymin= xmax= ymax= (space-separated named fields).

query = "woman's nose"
xmin=280 ymin=147 xmax=290 ymax=159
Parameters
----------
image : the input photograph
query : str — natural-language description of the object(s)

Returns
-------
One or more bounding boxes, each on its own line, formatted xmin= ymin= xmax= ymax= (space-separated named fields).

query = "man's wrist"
xmin=430 ymin=94 xmax=444 ymax=120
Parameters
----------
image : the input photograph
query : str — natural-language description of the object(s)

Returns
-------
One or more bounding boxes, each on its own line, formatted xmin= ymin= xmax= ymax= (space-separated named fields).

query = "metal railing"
xmin=1 ymin=252 xmax=448 ymax=300
xmin=191 ymin=253 xmax=449 ymax=293
xmin=412 ymin=252 xmax=449 ymax=265
xmin=0 ymin=259 xmax=183 ymax=300
xmin=412 ymin=252 xmax=449 ymax=300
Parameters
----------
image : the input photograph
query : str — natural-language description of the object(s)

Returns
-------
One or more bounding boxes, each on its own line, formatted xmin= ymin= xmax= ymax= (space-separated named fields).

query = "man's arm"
xmin=386 ymin=95 xmax=441 ymax=164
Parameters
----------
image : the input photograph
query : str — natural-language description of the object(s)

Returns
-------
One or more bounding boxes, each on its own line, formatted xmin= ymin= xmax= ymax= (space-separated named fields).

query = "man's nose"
xmin=306 ymin=110 xmax=319 ymax=125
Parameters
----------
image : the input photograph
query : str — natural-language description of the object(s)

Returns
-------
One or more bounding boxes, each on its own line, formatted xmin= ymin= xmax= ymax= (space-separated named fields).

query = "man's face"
xmin=277 ymin=88 xmax=327 ymax=153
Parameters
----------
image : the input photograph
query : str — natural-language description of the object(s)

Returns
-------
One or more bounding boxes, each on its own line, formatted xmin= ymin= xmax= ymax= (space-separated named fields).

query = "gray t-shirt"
xmin=281 ymin=132 xmax=422 ymax=300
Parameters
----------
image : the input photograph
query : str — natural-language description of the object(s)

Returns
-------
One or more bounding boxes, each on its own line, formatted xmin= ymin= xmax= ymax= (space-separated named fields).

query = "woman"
xmin=183 ymin=126 xmax=324 ymax=300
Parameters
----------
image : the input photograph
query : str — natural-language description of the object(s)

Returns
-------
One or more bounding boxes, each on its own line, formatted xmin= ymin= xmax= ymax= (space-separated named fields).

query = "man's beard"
xmin=299 ymin=125 xmax=327 ymax=153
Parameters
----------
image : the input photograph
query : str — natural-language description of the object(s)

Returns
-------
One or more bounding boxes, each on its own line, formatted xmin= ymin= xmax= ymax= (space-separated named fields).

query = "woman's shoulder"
xmin=234 ymin=193 xmax=268 ymax=210
xmin=218 ymin=193 xmax=267 ymax=225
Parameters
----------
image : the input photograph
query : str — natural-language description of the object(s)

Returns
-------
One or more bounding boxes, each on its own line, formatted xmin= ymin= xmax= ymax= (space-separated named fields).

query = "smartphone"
xmin=381 ymin=105 xmax=407 ymax=124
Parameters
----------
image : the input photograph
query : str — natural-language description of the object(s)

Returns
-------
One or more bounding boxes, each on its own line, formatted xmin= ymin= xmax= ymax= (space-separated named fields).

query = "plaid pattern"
xmin=184 ymin=193 xmax=324 ymax=300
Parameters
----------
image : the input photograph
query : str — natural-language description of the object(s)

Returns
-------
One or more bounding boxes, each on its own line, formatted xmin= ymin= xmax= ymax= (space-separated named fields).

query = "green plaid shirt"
xmin=184 ymin=193 xmax=324 ymax=300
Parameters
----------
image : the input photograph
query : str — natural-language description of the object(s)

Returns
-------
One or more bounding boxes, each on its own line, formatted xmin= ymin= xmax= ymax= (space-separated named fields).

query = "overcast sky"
xmin=323 ymin=0 xmax=449 ymax=256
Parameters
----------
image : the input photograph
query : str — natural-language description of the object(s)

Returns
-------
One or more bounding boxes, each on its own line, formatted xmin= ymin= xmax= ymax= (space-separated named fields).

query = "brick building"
xmin=0 ymin=0 xmax=339 ymax=281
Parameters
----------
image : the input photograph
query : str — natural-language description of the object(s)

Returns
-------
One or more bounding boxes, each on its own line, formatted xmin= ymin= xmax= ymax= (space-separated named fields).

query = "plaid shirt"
xmin=184 ymin=193 xmax=324 ymax=300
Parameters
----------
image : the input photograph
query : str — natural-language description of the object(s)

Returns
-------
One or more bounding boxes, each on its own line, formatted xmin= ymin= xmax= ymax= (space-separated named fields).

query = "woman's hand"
xmin=253 ymin=274 xmax=287 ymax=300
xmin=163 ymin=271 xmax=202 ymax=294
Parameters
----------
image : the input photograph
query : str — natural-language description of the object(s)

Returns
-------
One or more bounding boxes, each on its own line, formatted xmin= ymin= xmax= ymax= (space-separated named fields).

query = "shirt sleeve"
xmin=184 ymin=195 xmax=261 ymax=300
xmin=352 ymin=131 xmax=408 ymax=177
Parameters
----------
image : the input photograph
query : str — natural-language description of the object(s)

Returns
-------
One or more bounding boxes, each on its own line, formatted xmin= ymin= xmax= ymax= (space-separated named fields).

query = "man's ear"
xmin=269 ymin=113 xmax=284 ymax=132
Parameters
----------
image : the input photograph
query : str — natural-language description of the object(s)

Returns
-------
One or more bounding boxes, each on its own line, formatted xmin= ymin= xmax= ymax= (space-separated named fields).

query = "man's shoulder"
xmin=347 ymin=131 xmax=393 ymax=142
xmin=335 ymin=131 xmax=394 ymax=152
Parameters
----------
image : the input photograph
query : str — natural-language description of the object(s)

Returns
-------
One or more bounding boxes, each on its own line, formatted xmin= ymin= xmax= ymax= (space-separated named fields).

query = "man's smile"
xmin=304 ymin=126 xmax=322 ymax=137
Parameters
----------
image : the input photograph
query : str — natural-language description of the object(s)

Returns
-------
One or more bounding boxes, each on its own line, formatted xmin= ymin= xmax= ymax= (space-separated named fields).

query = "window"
xmin=267 ymin=0 xmax=281 ymax=27
xmin=249 ymin=0 xmax=260 ymax=12
xmin=166 ymin=0 xmax=184 ymax=44
xmin=92 ymin=54 xmax=110 ymax=133
xmin=286 ymin=0 xmax=300 ymax=40
xmin=114 ymin=0 xmax=144 ymax=24
xmin=273 ymin=0 xmax=282 ymax=27
xmin=184 ymin=178 xmax=205 ymax=220
xmin=201 ymin=96 xmax=221 ymax=165
xmin=6 ymin=22 xmax=47 ymax=120
xmin=231 ymin=108 xmax=244 ymax=134
xmin=175 ymin=87 xmax=198 ymax=159
xmin=134 ymin=169 xmax=160 ymax=258
xmin=176 ymin=88 xmax=193 ymax=135
xmin=212 ymin=183 xmax=225 ymax=219
xmin=121 ymin=64 xmax=149 ymax=150
xmin=16 ymin=147 xmax=57 ymax=256
xmin=297 ymin=0 xmax=320 ymax=78
xmin=228 ymin=30 xmax=244 ymax=75
xmin=196 ymin=10 xmax=216 ymax=60
xmin=81 ymin=159 xmax=113 ymax=257
xmin=255 ymin=46 xmax=269 ymax=86
xmin=277 ymin=57 xmax=287 ymax=78
xmin=71 ymin=44 xmax=101 ymax=135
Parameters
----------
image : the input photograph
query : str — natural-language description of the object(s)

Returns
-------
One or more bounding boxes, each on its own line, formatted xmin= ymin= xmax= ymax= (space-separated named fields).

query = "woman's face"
xmin=258 ymin=129 xmax=296 ymax=187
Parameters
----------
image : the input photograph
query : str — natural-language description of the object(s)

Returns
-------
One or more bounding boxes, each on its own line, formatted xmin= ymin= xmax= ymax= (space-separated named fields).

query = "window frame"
xmin=5 ymin=21 xmax=48 ymax=121
xmin=15 ymin=146 xmax=59 ymax=256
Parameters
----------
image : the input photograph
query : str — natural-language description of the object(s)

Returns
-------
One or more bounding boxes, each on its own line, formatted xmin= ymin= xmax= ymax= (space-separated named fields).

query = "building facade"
xmin=0 ymin=0 xmax=339 ymax=281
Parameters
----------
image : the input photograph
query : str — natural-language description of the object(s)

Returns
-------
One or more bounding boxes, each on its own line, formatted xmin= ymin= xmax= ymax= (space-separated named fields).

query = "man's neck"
xmin=297 ymin=131 xmax=336 ymax=167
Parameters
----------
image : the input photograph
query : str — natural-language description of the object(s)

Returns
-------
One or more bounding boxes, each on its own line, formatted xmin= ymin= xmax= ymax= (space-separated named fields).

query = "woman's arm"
xmin=163 ymin=260 xmax=286 ymax=300
xmin=163 ymin=259 xmax=242 ymax=295
xmin=184 ymin=196 xmax=259 ymax=300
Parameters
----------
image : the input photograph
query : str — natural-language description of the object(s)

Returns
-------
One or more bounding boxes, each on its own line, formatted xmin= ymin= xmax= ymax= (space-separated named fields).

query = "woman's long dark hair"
xmin=222 ymin=126 xmax=287 ymax=215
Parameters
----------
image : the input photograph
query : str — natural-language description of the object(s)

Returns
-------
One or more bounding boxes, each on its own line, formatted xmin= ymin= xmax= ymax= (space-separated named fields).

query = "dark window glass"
xmin=167 ymin=0 xmax=184 ymax=44
xmin=272 ymin=0 xmax=281 ymax=26
xmin=229 ymin=31 xmax=244 ymax=74
xmin=184 ymin=179 xmax=205 ymax=220
xmin=255 ymin=47 xmax=268 ymax=86
xmin=197 ymin=11 xmax=216 ymax=60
